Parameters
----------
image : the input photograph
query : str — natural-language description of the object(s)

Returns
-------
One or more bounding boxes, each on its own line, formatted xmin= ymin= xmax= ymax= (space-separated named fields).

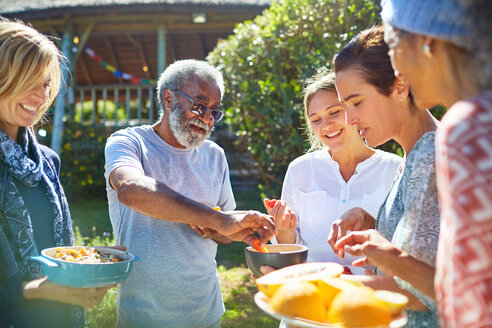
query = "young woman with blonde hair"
xmin=265 ymin=69 xmax=401 ymax=267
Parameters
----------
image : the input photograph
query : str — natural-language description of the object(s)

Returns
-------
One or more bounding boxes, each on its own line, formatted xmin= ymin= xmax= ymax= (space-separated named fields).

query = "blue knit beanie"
xmin=381 ymin=0 xmax=471 ymax=49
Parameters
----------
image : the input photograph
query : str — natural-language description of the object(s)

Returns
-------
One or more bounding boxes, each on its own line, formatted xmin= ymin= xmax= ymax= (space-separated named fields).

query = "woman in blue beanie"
xmin=381 ymin=0 xmax=492 ymax=327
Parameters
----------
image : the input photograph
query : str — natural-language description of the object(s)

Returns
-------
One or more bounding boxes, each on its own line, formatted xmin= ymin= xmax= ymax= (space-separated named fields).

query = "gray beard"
xmin=168 ymin=102 xmax=212 ymax=149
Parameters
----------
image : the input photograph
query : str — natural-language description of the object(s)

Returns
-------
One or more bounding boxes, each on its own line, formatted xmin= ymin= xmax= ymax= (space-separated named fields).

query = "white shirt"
xmin=280 ymin=149 xmax=402 ymax=265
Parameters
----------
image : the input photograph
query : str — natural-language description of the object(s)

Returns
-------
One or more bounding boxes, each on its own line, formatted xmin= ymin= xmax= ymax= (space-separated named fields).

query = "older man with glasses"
xmin=104 ymin=59 xmax=276 ymax=328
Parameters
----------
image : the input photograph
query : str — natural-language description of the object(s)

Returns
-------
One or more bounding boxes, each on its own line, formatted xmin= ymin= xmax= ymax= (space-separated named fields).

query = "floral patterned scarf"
xmin=0 ymin=127 xmax=73 ymax=280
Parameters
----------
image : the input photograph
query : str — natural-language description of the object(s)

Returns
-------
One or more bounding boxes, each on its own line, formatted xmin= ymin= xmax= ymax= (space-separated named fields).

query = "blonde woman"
xmin=0 ymin=19 xmax=109 ymax=328
xmin=265 ymin=70 xmax=401 ymax=267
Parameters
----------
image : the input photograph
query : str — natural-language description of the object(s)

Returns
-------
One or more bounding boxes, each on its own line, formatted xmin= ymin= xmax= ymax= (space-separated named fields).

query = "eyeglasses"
xmin=173 ymin=90 xmax=224 ymax=122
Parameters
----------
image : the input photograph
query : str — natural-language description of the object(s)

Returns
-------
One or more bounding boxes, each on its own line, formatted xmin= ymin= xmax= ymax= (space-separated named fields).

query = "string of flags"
xmin=83 ymin=46 xmax=157 ymax=85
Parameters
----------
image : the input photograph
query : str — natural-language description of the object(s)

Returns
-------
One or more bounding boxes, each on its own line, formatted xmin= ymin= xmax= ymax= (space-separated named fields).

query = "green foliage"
xmin=86 ymin=287 xmax=118 ymax=328
xmin=58 ymin=123 xmax=118 ymax=201
xmin=208 ymin=0 xmax=382 ymax=196
xmin=74 ymin=100 xmax=127 ymax=123
xmin=36 ymin=122 xmax=118 ymax=200
xmin=430 ymin=104 xmax=446 ymax=120
xmin=70 ymin=199 xmax=113 ymax=238
xmin=218 ymin=266 xmax=279 ymax=327
xmin=73 ymin=226 xmax=114 ymax=247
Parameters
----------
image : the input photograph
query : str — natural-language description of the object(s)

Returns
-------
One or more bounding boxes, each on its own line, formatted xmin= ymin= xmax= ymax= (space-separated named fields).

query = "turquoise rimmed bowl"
xmin=30 ymin=246 xmax=139 ymax=288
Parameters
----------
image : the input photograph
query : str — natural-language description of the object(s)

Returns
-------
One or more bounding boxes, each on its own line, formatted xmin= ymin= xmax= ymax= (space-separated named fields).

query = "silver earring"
xmin=423 ymin=44 xmax=432 ymax=58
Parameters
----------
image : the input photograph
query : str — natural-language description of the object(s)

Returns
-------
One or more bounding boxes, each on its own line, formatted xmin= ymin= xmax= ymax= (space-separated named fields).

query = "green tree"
xmin=208 ymin=0 xmax=382 ymax=196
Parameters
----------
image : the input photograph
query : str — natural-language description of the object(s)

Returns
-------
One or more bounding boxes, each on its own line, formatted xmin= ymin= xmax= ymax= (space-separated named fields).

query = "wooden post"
xmin=51 ymin=22 xmax=73 ymax=155
xmin=157 ymin=21 xmax=166 ymax=79
xmin=71 ymin=20 xmax=94 ymax=120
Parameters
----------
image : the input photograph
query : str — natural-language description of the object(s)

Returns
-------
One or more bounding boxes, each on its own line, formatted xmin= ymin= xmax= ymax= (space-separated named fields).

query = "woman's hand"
xmin=337 ymin=229 xmax=436 ymax=299
xmin=334 ymin=229 xmax=402 ymax=276
xmin=327 ymin=207 xmax=376 ymax=258
xmin=251 ymin=265 xmax=277 ymax=281
xmin=263 ymin=199 xmax=297 ymax=244
xmin=23 ymin=277 xmax=113 ymax=308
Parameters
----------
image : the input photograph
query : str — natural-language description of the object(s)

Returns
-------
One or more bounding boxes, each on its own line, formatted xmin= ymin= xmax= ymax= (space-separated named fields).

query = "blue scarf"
xmin=0 ymin=127 xmax=73 ymax=280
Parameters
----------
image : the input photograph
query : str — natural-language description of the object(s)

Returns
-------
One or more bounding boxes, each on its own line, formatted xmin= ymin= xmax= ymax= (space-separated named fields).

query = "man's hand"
xmin=23 ymin=277 xmax=113 ymax=308
xmin=217 ymin=211 xmax=276 ymax=247
xmin=188 ymin=224 xmax=232 ymax=244
xmin=327 ymin=207 xmax=376 ymax=258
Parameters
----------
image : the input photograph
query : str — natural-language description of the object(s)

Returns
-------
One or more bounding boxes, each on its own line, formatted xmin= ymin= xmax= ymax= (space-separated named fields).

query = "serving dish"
xmin=254 ymin=292 xmax=408 ymax=328
xmin=30 ymin=246 xmax=139 ymax=288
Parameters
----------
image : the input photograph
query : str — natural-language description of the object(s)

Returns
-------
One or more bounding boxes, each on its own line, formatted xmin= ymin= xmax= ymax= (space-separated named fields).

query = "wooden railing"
xmin=71 ymin=84 xmax=158 ymax=126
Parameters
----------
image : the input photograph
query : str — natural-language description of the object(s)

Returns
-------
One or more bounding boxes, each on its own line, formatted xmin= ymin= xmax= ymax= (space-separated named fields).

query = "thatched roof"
xmin=0 ymin=0 xmax=272 ymax=87
xmin=1 ymin=0 xmax=272 ymax=19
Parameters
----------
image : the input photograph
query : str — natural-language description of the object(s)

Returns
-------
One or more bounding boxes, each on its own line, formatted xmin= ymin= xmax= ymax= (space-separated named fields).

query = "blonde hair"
xmin=302 ymin=68 xmax=338 ymax=152
xmin=0 ymin=18 xmax=62 ymax=126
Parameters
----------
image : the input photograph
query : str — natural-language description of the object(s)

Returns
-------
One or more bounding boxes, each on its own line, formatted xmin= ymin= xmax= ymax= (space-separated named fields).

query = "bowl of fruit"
xmin=244 ymin=243 xmax=309 ymax=277
xmin=30 ymin=246 xmax=139 ymax=288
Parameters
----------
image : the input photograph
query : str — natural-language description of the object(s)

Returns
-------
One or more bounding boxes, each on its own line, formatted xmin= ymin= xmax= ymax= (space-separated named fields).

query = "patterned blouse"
xmin=435 ymin=92 xmax=492 ymax=327
xmin=376 ymin=131 xmax=440 ymax=328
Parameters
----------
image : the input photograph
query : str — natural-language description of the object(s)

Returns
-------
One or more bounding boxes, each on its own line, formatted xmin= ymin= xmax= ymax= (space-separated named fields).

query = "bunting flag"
xmin=83 ymin=45 xmax=157 ymax=85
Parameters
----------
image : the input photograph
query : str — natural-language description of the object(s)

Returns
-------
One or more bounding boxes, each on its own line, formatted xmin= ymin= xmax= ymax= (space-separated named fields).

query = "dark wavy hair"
xmin=332 ymin=26 xmax=396 ymax=97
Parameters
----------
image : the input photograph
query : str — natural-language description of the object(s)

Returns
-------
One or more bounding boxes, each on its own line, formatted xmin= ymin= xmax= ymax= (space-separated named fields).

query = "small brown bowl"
xmin=244 ymin=244 xmax=308 ymax=277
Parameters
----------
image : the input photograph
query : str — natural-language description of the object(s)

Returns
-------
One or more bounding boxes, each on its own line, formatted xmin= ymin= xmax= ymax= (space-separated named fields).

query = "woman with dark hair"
xmin=327 ymin=26 xmax=440 ymax=327
xmin=380 ymin=0 xmax=492 ymax=326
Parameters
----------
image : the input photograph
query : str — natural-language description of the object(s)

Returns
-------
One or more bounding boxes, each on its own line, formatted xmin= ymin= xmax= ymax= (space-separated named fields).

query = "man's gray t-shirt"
xmin=104 ymin=125 xmax=236 ymax=328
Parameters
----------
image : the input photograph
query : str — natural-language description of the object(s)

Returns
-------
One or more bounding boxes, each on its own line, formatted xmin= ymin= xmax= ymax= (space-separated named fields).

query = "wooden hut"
xmin=0 ymin=0 xmax=271 ymax=153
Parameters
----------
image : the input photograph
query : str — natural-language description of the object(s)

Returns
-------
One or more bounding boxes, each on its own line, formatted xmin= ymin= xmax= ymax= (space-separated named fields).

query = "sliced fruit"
xmin=252 ymin=238 xmax=269 ymax=253
xmin=316 ymin=276 xmax=360 ymax=307
xmin=80 ymin=247 xmax=87 ymax=256
xmin=256 ymin=262 xmax=344 ymax=298
xmin=342 ymin=266 xmax=352 ymax=274
xmin=211 ymin=206 xmax=221 ymax=211
xmin=374 ymin=290 xmax=409 ymax=316
xmin=328 ymin=286 xmax=392 ymax=327
xmin=270 ymin=281 xmax=326 ymax=323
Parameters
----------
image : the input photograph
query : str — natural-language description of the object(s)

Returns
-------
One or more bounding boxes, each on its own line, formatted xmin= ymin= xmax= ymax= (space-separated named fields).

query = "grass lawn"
xmin=70 ymin=188 xmax=279 ymax=328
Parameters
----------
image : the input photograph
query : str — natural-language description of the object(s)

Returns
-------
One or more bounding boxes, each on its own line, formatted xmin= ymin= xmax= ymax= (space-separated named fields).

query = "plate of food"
xmin=253 ymin=263 xmax=408 ymax=328
xmin=255 ymin=292 xmax=408 ymax=328
xmin=30 ymin=246 xmax=139 ymax=288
